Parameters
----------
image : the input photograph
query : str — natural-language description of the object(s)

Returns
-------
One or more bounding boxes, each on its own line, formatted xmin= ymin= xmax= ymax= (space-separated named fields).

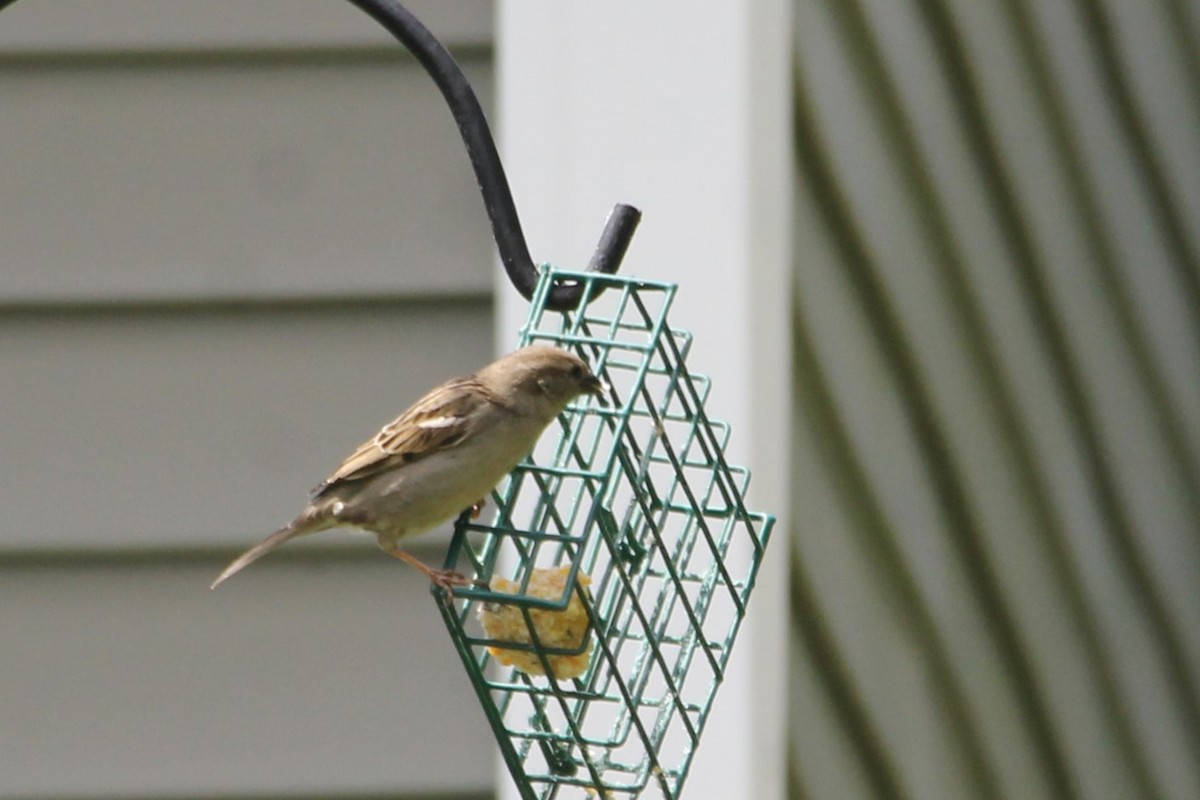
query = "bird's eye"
xmin=570 ymin=365 xmax=585 ymax=380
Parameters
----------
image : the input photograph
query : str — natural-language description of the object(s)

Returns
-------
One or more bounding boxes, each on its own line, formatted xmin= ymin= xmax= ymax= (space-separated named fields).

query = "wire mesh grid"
xmin=434 ymin=267 xmax=775 ymax=799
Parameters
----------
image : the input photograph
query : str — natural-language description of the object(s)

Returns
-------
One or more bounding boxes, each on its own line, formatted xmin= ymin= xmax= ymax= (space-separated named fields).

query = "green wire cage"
xmin=435 ymin=266 xmax=775 ymax=799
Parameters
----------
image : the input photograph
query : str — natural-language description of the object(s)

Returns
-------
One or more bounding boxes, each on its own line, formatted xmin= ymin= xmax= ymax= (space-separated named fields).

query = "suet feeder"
xmin=435 ymin=267 xmax=776 ymax=798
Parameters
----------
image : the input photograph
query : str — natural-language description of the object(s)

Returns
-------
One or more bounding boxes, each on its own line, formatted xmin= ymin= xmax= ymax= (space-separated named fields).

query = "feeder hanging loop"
xmin=346 ymin=0 xmax=641 ymax=311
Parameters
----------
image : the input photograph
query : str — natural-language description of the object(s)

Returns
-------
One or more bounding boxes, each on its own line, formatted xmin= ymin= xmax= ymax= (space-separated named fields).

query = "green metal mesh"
xmin=435 ymin=266 xmax=775 ymax=799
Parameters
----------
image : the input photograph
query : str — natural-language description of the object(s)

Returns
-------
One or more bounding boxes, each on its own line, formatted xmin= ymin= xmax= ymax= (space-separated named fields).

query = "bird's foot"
xmin=427 ymin=568 xmax=486 ymax=592
xmin=386 ymin=547 xmax=485 ymax=594
xmin=470 ymin=499 xmax=486 ymax=519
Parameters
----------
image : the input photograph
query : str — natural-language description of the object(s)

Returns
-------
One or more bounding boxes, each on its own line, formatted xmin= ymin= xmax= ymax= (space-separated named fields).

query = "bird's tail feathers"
xmin=209 ymin=513 xmax=326 ymax=590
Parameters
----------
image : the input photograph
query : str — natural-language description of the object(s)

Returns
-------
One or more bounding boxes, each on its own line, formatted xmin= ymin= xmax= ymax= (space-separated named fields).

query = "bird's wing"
xmin=313 ymin=376 xmax=495 ymax=495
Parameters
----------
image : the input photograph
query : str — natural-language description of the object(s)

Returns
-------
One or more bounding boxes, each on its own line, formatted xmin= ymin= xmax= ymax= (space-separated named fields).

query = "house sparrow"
xmin=210 ymin=345 xmax=604 ymax=590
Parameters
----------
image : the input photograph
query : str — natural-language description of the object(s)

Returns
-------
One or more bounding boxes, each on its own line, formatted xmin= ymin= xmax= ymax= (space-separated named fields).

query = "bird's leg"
xmin=385 ymin=547 xmax=484 ymax=591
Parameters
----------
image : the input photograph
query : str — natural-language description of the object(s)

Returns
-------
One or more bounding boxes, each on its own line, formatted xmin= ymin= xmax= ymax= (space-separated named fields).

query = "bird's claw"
xmin=428 ymin=568 xmax=475 ymax=590
xmin=387 ymin=547 xmax=481 ymax=596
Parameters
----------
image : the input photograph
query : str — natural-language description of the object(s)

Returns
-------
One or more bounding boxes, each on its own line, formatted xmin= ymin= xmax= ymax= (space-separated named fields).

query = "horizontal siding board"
xmin=0 ymin=299 xmax=493 ymax=551
xmin=0 ymin=0 xmax=493 ymax=51
xmin=0 ymin=54 xmax=495 ymax=302
xmin=0 ymin=556 xmax=495 ymax=797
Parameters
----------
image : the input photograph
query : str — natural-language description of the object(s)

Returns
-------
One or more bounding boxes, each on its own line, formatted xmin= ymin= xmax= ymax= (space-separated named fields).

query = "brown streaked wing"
xmin=312 ymin=376 xmax=492 ymax=494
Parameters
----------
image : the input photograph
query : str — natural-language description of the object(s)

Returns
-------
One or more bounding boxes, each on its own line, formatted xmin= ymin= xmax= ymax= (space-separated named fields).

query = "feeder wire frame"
xmin=434 ymin=267 xmax=776 ymax=799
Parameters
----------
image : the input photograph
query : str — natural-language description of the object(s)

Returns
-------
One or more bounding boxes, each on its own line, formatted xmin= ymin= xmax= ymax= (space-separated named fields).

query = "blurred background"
xmin=1 ymin=1 xmax=1197 ymax=799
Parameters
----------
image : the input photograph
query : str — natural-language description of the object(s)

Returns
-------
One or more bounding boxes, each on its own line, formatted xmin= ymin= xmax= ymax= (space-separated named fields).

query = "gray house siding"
xmin=0 ymin=2 xmax=497 ymax=797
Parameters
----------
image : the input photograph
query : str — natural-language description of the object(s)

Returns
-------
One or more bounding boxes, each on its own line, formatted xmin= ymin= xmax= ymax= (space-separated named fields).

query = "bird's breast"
xmin=349 ymin=410 xmax=555 ymax=547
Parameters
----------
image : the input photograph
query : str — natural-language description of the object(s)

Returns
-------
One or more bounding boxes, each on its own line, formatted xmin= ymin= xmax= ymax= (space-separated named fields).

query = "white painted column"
xmin=496 ymin=3 xmax=791 ymax=798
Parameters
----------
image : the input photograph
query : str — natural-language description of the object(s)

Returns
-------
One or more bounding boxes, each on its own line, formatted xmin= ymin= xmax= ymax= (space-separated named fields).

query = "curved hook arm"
xmin=347 ymin=0 xmax=640 ymax=310
xmin=0 ymin=0 xmax=640 ymax=311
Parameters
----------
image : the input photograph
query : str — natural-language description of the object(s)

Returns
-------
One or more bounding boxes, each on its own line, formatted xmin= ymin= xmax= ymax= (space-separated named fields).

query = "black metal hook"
xmin=346 ymin=0 xmax=639 ymax=310
xmin=0 ymin=0 xmax=640 ymax=311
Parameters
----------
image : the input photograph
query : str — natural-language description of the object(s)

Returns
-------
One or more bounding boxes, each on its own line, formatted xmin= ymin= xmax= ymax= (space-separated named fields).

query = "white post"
xmin=496 ymin=3 xmax=791 ymax=798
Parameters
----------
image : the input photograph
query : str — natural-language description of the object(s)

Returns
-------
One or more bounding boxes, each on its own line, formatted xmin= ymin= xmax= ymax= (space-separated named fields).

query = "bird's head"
xmin=482 ymin=345 xmax=605 ymax=415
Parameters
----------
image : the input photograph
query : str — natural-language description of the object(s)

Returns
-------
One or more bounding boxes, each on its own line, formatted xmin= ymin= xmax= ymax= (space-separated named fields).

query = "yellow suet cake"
xmin=479 ymin=566 xmax=593 ymax=679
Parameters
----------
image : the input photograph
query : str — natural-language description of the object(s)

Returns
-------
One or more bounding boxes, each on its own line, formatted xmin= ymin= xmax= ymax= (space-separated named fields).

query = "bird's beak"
xmin=583 ymin=373 xmax=607 ymax=401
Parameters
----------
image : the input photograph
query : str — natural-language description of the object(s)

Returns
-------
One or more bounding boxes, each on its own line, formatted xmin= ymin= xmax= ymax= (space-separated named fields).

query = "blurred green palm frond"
xmin=788 ymin=0 xmax=1200 ymax=798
